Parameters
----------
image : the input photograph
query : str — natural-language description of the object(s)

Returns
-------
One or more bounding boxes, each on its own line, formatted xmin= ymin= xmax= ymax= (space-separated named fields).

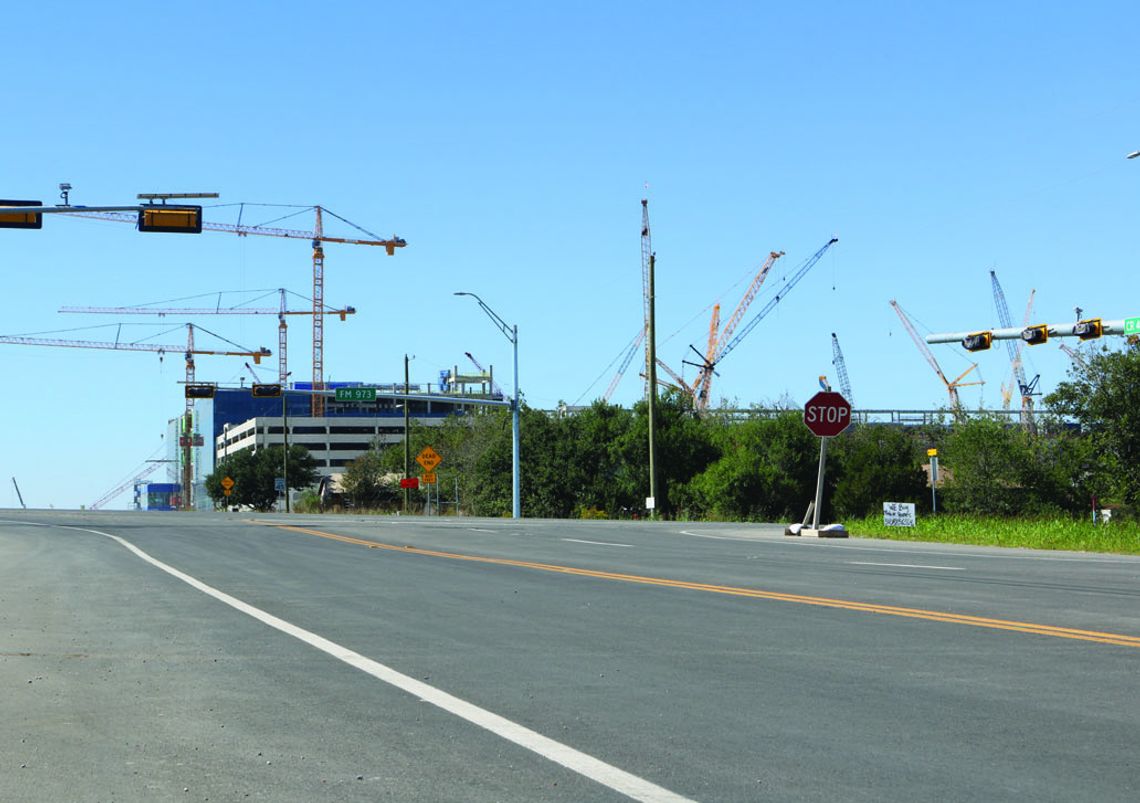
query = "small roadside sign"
xmin=274 ymin=477 xmax=286 ymax=493
xmin=422 ymin=471 xmax=437 ymax=485
xmin=884 ymin=502 xmax=916 ymax=527
xmin=1125 ymin=317 xmax=1140 ymax=336
xmin=416 ymin=446 xmax=442 ymax=471
xmin=221 ymin=476 xmax=235 ymax=490
xmin=334 ymin=386 xmax=378 ymax=403
xmin=399 ymin=477 xmax=419 ymax=489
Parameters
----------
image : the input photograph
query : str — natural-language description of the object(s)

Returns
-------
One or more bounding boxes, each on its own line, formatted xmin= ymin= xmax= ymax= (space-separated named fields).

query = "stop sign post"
xmin=802 ymin=391 xmax=852 ymax=535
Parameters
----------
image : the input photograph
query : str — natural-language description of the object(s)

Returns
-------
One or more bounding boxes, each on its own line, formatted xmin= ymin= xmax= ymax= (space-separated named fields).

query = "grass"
xmin=846 ymin=513 xmax=1140 ymax=555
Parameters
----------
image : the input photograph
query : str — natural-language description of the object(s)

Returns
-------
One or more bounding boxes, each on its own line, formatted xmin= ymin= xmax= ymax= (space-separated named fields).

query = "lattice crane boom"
xmin=640 ymin=199 xmax=653 ymax=395
xmin=830 ymin=332 xmax=853 ymax=405
xmin=890 ymin=299 xmax=981 ymax=413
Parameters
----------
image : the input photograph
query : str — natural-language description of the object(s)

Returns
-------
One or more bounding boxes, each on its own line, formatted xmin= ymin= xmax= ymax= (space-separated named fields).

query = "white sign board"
xmin=645 ymin=496 xmax=656 ymax=510
xmin=883 ymin=501 xmax=916 ymax=527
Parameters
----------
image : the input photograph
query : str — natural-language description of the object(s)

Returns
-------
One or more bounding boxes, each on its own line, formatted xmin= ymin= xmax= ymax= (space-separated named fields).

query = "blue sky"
xmin=3 ymin=2 xmax=1138 ymax=509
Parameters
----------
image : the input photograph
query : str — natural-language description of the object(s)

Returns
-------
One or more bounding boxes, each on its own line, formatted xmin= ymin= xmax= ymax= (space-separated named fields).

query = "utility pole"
xmin=646 ymin=252 xmax=659 ymax=520
xmin=404 ymin=354 xmax=411 ymax=513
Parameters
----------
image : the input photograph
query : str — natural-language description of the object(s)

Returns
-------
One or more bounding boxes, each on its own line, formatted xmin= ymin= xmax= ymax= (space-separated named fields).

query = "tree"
xmin=206 ymin=445 xmax=318 ymax=511
xmin=940 ymin=417 xmax=1028 ymax=516
xmin=833 ymin=425 xmax=928 ymax=517
xmin=341 ymin=449 xmax=400 ymax=510
xmin=685 ymin=411 xmax=820 ymax=521
xmin=1047 ymin=342 xmax=1140 ymax=507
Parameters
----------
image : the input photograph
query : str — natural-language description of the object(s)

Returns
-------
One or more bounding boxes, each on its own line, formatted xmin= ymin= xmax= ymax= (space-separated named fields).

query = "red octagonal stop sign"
xmin=803 ymin=391 xmax=851 ymax=437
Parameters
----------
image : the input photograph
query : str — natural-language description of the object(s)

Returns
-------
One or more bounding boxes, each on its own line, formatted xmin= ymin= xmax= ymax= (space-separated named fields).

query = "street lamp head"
xmin=454 ymin=291 xmax=472 ymax=297
xmin=1128 ymin=150 xmax=1140 ymax=160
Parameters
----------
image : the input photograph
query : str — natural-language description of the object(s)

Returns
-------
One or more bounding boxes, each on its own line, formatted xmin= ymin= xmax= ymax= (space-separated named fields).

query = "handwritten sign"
xmin=883 ymin=501 xmax=916 ymax=527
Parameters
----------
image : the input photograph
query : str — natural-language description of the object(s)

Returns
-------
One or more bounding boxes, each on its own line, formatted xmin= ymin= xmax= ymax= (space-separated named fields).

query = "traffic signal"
xmin=251 ymin=383 xmax=283 ymax=398
xmin=1074 ymin=318 xmax=1103 ymax=340
xmin=185 ymin=384 xmax=216 ymax=399
xmin=0 ymin=199 xmax=43 ymax=229
xmin=961 ymin=331 xmax=993 ymax=352
xmin=1021 ymin=324 xmax=1049 ymax=346
xmin=137 ymin=205 xmax=202 ymax=233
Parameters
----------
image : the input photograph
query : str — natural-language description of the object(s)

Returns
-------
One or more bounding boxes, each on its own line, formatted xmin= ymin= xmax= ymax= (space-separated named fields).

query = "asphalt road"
xmin=2 ymin=510 xmax=1138 ymax=802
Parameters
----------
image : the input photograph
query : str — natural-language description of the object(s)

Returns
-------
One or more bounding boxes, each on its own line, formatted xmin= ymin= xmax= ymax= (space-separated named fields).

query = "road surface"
xmin=2 ymin=511 xmax=1138 ymax=801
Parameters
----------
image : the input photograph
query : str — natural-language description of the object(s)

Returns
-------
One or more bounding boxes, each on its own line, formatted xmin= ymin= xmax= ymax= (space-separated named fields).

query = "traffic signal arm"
xmin=926 ymin=319 xmax=1131 ymax=345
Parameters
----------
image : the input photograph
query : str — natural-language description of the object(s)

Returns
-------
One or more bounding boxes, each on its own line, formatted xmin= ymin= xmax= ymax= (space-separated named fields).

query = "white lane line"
xmin=468 ymin=528 xmax=497 ymax=533
xmin=680 ymin=530 xmax=773 ymax=542
xmin=61 ymin=524 xmax=692 ymax=803
xmin=562 ymin=538 xmax=634 ymax=548
xmin=849 ymin=561 xmax=965 ymax=571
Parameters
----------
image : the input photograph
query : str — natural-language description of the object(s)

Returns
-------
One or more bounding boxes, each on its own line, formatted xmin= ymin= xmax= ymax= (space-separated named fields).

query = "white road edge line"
xmin=849 ymin=561 xmax=965 ymax=571
xmin=60 ymin=524 xmax=693 ymax=803
xmin=562 ymin=538 xmax=634 ymax=548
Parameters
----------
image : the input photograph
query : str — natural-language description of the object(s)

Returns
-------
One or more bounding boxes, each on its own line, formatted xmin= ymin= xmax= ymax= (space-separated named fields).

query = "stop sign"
xmin=803 ymin=391 xmax=851 ymax=437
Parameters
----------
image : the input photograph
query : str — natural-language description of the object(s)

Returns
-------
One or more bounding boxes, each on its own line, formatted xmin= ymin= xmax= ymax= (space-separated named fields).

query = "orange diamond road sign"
xmin=221 ymin=476 xmax=235 ymax=490
xmin=416 ymin=446 xmax=441 ymax=471
xmin=422 ymin=471 xmax=437 ymax=485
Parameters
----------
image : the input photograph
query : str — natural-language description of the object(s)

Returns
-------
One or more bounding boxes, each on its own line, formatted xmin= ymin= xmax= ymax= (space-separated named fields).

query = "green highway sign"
xmin=334 ymin=386 xmax=377 ymax=403
xmin=1125 ymin=317 xmax=1140 ymax=336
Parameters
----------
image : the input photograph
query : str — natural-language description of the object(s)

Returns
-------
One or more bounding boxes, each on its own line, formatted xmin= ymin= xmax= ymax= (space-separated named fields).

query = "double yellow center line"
xmin=271 ymin=524 xmax=1140 ymax=649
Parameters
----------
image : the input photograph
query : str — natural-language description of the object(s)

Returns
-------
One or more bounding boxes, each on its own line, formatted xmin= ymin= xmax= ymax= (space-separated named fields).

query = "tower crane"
xmin=889 ymin=300 xmax=981 ymax=418
xmin=61 ymin=203 xmax=405 ymax=416
xmin=60 ymin=289 xmax=354 ymax=386
xmin=691 ymin=250 xmax=785 ymax=409
xmin=830 ymin=332 xmax=853 ymax=405
xmin=990 ymin=271 xmax=1038 ymax=431
xmin=1059 ymin=343 xmax=1088 ymax=369
xmin=0 ymin=324 xmax=270 ymax=510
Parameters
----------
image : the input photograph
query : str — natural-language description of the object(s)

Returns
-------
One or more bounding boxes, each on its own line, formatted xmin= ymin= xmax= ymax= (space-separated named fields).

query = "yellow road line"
xmin=269 ymin=523 xmax=1140 ymax=649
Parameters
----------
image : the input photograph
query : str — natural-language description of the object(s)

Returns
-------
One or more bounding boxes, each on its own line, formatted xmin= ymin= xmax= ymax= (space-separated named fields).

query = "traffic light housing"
xmin=138 ymin=205 xmax=202 ymax=234
xmin=0 ymin=199 xmax=43 ymax=229
xmin=1074 ymin=318 xmax=1103 ymax=340
xmin=1021 ymin=324 xmax=1049 ymax=346
xmin=185 ymin=384 xmax=216 ymax=399
xmin=251 ymin=383 xmax=283 ymax=398
xmin=962 ymin=331 xmax=993 ymax=352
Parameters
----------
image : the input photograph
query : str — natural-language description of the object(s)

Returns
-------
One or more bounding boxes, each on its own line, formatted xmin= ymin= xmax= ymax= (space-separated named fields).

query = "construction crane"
xmin=691 ymin=250 xmax=786 ymax=409
xmin=61 ymin=202 xmax=405 ymax=416
xmin=464 ymin=351 xmax=504 ymax=398
xmin=0 ymin=324 xmax=270 ymax=510
xmin=1059 ymin=343 xmax=1088 ymax=369
xmin=890 ymin=300 xmax=981 ymax=417
xmin=602 ymin=329 xmax=645 ymax=402
xmin=60 ymin=288 xmax=354 ymax=385
xmin=11 ymin=477 xmax=26 ymax=509
xmin=830 ymin=332 xmax=853 ymax=405
xmin=990 ymin=271 xmax=1038 ymax=431
xmin=997 ymin=288 xmax=1036 ymax=410
xmin=689 ymin=237 xmax=838 ymax=410
xmin=91 ymin=461 xmax=162 ymax=510
xmin=640 ymin=199 xmax=653 ymax=396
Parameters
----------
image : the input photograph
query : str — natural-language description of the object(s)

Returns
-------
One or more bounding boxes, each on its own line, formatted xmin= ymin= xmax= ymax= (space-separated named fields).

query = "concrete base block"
xmin=787 ymin=523 xmax=848 ymax=538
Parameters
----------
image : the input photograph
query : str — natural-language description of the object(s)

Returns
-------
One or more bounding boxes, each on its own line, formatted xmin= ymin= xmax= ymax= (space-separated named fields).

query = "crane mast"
xmin=0 ymin=324 xmax=269 ymax=510
xmin=990 ymin=271 xmax=1037 ymax=430
xmin=640 ymin=199 xmax=653 ymax=396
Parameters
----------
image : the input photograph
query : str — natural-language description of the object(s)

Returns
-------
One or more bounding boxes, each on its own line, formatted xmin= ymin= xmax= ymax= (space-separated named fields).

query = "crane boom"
xmin=890 ymin=299 xmax=983 ymax=413
xmin=717 ymin=237 xmax=839 ymax=365
xmin=640 ymin=199 xmax=653 ymax=395
xmin=91 ymin=462 xmax=162 ymax=510
xmin=830 ymin=332 xmax=853 ymax=405
xmin=602 ymin=329 xmax=645 ymax=402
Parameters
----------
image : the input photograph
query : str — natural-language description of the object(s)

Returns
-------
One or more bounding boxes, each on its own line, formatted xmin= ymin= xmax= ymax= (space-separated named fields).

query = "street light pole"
xmin=455 ymin=292 xmax=521 ymax=519
xmin=404 ymin=353 xmax=411 ymax=514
